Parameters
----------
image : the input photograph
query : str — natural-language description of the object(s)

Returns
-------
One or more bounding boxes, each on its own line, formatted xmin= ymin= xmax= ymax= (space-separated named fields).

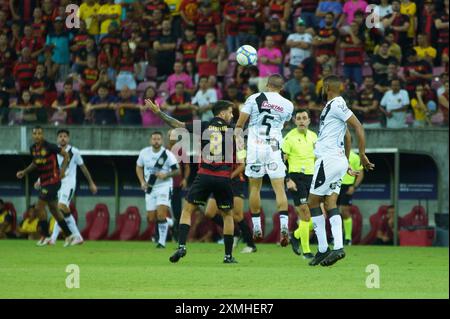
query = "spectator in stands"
xmin=434 ymin=0 xmax=449 ymax=66
xmin=438 ymin=80 xmax=449 ymax=126
xmin=10 ymin=21 xmax=21 ymax=51
xmin=286 ymin=18 xmax=312 ymax=74
xmin=0 ymin=33 xmax=17 ymax=74
xmin=115 ymin=41 xmax=137 ymax=92
xmin=223 ymin=0 xmax=240 ymax=53
xmin=185 ymin=60 xmax=198 ymax=86
xmin=380 ymin=78 xmax=410 ymax=128
xmin=72 ymin=34 xmax=97 ymax=75
xmin=51 ymin=79 xmax=83 ymax=125
xmin=180 ymin=0 xmax=199 ymax=28
xmin=237 ymin=0 xmax=260 ymax=49
xmin=341 ymin=21 xmax=364 ymax=86
xmin=257 ymin=35 xmax=282 ymax=91
xmin=224 ymin=84 xmax=245 ymax=118
xmin=285 ymin=66 xmax=305 ymax=100
xmin=86 ymin=84 xmax=118 ymax=125
xmin=154 ymin=19 xmax=177 ymax=81
xmin=262 ymin=16 xmax=287 ymax=52
xmin=400 ymin=0 xmax=417 ymax=49
xmin=419 ymin=0 xmax=437 ymax=47
xmin=167 ymin=62 xmax=194 ymax=95
xmin=147 ymin=9 xmax=164 ymax=45
xmin=404 ymin=49 xmax=433 ymax=96
xmin=192 ymin=75 xmax=217 ymax=121
xmin=29 ymin=63 xmax=55 ymax=111
xmin=16 ymin=204 xmax=40 ymax=240
xmin=374 ymin=61 xmax=402 ymax=94
xmin=117 ymin=85 xmax=140 ymax=125
xmin=374 ymin=205 xmax=396 ymax=245
xmin=217 ymin=46 xmax=228 ymax=85
xmin=293 ymin=76 xmax=320 ymax=122
xmin=196 ymin=32 xmax=219 ymax=78
xmin=315 ymin=64 xmax=337 ymax=96
xmin=46 ymin=17 xmax=71 ymax=81
xmin=9 ymin=0 xmax=38 ymax=22
xmin=295 ymin=0 xmax=318 ymax=28
xmin=410 ymin=84 xmax=435 ymax=127
xmin=207 ymin=75 xmax=222 ymax=100
xmin=42 ymin=45 xmax=58 ymax=80
xmin=267 ymin=0 xmax=291 ymax=31
xmin=16 ymin=25 xmax=44 ymax=60
xmin=353 ymin=76 xmax=383 ymax=128
xmin=374 ymin=30 xmax=402 ymax=64
xmin=79 ymin=0 xmax=101 ymax=39
xmin=140 ymin=85 xmax=163 ymax=127
xmin=371 ymin=41 xmax=397 ymax=85
xmin=98 ymin=0 xmax=122 ymax=39
xmin=374 ymin=0 xmax=393 ymax=22
xmin=313 ymin=12 xmax=338 ymax=66
xmin=180 ymin=26 xmax=199 ymax=66
xmin=339 ymin=0 xmax=368 ymax=27
xmin=41 ymin=0 xmax=56 ymax=25
xmin=194 ymin=1 xmax=221 ymax=44
xmin=79 ymin=54 xmax=99 ymax=103
xmin=382 ymin=0 xmax=410 ymax=56
xmin=13 ymin=47 xmax=36 ymax=92
xmin=0 ymin=63 xmax=16 ymax=124
xmin=0 ymin=199 xmax=15 ymax=239
xmin=301 ymin=54 xmax=329 ymax=84
xmin=163 ymin=81 xmax=195 ymax=123
xmin=316 ymin=0 xmax=342 ymax=28
xmin=9 ymin=89 xmax=42 ymax=124
xmin=414 ymin=34 xmax=437 ymax=65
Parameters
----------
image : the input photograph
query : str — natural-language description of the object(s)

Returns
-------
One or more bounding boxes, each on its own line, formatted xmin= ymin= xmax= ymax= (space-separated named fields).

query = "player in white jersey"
xmin=308 ymin=75 xmax=374 ymax=267
xmin=136 ymin=131 xmax=180 ymax=248
xmin=235 ymin=74 xmax=294 ymax=246
xmin=36 ymin=129 xmax=98 ymax=246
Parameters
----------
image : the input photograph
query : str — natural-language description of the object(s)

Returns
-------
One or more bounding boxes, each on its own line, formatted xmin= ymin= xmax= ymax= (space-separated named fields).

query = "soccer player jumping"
xmin=308 ymin=75 xmax=375 ymax=267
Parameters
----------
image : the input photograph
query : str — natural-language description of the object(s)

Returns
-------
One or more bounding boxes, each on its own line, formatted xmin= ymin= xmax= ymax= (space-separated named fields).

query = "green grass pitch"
xmin=0 ymin=240 xmax=448 ymax=299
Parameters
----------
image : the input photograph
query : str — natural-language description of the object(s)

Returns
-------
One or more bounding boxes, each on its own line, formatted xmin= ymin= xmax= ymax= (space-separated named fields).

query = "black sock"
xmin=279 ymin=210 xmax=288 ymax=217
xmin=154 ymin=221 xmax=160 ymax=242
xmin=178 ymin=223 xmax=190 ymax=247
xmin=38 ymin=220 xmax=49 ymax=237
xmin=251 ymin=212 xmax=260 ymax=218
xmin=211 ymin=214 xmax=224 ymax=228
xmin=224 ymin=234 xmax=233 ymax=256
xmin=238 ymin=220 xmax=255 ymax=248
xmin=57 ymin=219 xmax=72 ymax=236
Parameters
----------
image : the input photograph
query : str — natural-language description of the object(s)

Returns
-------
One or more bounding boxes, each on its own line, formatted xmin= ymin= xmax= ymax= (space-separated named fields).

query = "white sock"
xmin=312 ymin=215 xmax=329 ymax=253
xmin=51 ymin=222 xmax=60 ymax=242
xmin=166 ymin=217 xmax=174 ymax=227
xmin=158 ymin=221 xmax=169 ymax=246
xmin=66 ymin=215 xmax=82 ymax=238
xmin=279 ymin=214 xmax=288 ymax=230
xmin=252 ymin=216 xmax=261 ymax=231
xmin=330 ymin=215 xmax=344 ymax=250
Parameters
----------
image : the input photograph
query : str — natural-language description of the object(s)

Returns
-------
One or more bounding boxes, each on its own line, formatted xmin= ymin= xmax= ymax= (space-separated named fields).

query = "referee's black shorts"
xmin=337 ymin=184 xmax=353 ymax=206
xmin=288 ymin=173 xmax=313 ymax=206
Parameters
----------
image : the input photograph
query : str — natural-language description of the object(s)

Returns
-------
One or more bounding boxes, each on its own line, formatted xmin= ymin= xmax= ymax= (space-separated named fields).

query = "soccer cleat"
xmin=63 ymin=234 xmax=76 ymax=247
xmin=280 ymin=227 xmax=289 ymax=247
xmin=47 ymin=239 xmax=56 ymax=246
xmin=70 ymin=236 xmax=84 ymax=246
xmin=289 ymin=233 xmax=301 ymax=255
xmin=223 ymin=255 xmax=238 ymax=263
xmin=156 ymin=243 xmax=165 ymax=249
xmin=240 ymin=246 xmax=257 ymax=253
xmin=320 ymin=248 xmax=346 ymax=267
xmin=344 ymin=239 xmax=352 ymax=246
xmin=302 ymin=253 xmax=315 ymax=260
xmin=36 ymin=237 xmax=51 ymax=247
xmin=308 ymin=248 xmax=331 ymax=266
xmin=169 ymin=247 xmax=186 ymax=263
xmin=253 ymin=228 xmax=263 ymax=240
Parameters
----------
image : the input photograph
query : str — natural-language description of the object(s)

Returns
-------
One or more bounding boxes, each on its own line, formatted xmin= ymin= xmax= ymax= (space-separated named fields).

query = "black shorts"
xmin=39 ymin=182 xmax=61 ymax=202
xmin=337 ymin=184 xmax=353 ymax=206
xmin=289 ymin=173 xmax=313 ymax=206
xmin=231 ymin=179 xmax=246 ymax=199
xmin=186 ymin=174 xmax=234 ymax=211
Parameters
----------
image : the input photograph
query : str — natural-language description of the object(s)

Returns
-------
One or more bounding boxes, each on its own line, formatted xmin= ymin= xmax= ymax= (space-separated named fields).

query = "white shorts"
xmin=145 ymin=185 xmax=172 ymax=212
xmin=310 ymin=156 xmax=348 ymax=196
xmin=58 ymin=182 xmax=76 ymax=207
xmin=245 ymin=144 xmax=286 ymax=179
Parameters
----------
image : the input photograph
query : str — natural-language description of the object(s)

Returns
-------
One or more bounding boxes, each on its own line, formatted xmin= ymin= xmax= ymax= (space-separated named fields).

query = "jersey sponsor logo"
xmin=41 ymin=149 xmax=47 ymax=156
xmin=261 ymin=100 xmax=284 ymax=113
xmin=250 ymin=165 xmax=262 ymax=173
xmin=267 ymin=162 xmax=278 ymax=171
xmin=330 ymin=180 xmax=342 ymax=190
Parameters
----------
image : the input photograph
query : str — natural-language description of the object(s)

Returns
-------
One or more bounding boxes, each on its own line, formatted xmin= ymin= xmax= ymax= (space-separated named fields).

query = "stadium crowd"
xmin=0 ymin=0 xmax=448 ymax=128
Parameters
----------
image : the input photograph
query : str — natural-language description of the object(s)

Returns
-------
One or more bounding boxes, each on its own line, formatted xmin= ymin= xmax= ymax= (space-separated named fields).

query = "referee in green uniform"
xmin=338 ymin=150 xmax=364 ymax=245
xmin=282 ymin=109 xmax=316 ymax=259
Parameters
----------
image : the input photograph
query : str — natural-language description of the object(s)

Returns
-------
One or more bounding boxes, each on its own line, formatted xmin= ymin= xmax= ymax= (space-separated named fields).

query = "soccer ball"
xmin=236 ymin=45 xmax=257 ymax=66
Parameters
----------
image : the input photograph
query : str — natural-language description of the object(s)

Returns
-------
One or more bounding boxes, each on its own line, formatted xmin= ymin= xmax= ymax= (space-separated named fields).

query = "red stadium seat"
xmin=262 ymin=212 xmax=280 ymax=243
xmin=287 ymin=205 xmax=298 ymax=232
xmin=401 ymin=205 xmax=428 ymax=227
xmin=108 ymin=206 xmax=141 ymax=241
xmin=3 ymin=202 xmax=17 ymax=232
xmin=82 ymin=204 xmax=110 ymax=240
xmin=69 ymin=202 xmax=78 ymax=224
xmin=360 ymin=205 xmax=388 ymax=245
xmin=80 ymin=210 xmax=94 ymax=238
xmin=244 ymin=209 xmax=266 ymax=242
xmin=138 ymin=220 xmax=157 ymax=241
xmin=349 ymin=205 xmax=363 ymax=245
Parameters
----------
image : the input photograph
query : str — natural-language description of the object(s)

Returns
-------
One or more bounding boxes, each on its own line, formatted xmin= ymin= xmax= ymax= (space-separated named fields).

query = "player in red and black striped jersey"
xmin=16 ymin=126 xmax=75 ymax=246
xmin=146 ymin=99 xmax=238 ymax=264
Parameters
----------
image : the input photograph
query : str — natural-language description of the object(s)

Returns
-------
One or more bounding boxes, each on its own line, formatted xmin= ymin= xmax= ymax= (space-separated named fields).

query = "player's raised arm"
xmin=346 ymin=115 xmax=375 ymax=171
xmin=145 ymin=99 xmax=186 ymax=129
xmin=344 ymin=128 xmax=352 ymax=160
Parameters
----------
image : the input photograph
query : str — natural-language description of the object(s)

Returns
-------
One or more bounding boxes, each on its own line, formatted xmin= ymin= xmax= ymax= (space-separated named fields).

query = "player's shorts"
xmin=245 ymin=144 xmax=286 ymax=179
xmin=58 ymin=181 xmax=76 ymax=207
xmin=39 ymin=182 xmax=61 ymax=202
xmin=187 ymin=174 xmax=234 ymax=211
xmin=310 ymin=156 xmax=348 ymax=196
xmin=337 ymin=184 xmax=353 ymax=206
xmin=231 ymin=178 xmax=246 ymax=199
xmin=145 ymin=184 xmax=173 ymax=212
xmin=288 ymin=173 xmax=313 ymax=206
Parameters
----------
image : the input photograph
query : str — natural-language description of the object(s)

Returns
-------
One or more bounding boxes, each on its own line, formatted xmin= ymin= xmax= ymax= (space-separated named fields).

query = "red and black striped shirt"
xmin=195 ymin=12 xmax=220 ymax=38
xmin=300 ymin=0 xmax=318 ymax=13
xmin=223 ymin=2 xmax=239 ymax=36
xmin=435 ymin=13 xmax=449 ymax=44
xmin=180 ymin=39 xmax=198 ymax=62
xmin=30 ymin=141 xmax=61 ymax=186
xmin=238 ymin=7 xmax=258 ymax=33
xmin=342 ymin=34 xmax=364 ymax=65
xmin=315 ymin=27 xmax=338 ymax=56
xmin=13 ymin=60 xmax=37 ymax=91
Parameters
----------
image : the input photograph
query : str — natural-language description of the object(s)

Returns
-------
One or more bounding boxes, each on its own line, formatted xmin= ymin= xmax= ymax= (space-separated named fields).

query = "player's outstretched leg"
xmin=48 ymin=200 xmax=75 ymax=247
xmin=308 ymin=194 xmax=331 ymax=266
xmin=222 ymin=210 xmax=237 ymax=264
xmin=169 ymin=202 xmax=196 ymax=263
xmin=248 ymin=178 xmax=263 ymax=239
xmin=57 ymin=203 xmax=83 ymax=246
xmin=35 ymin=200 xmax=51 ymax=246
xmin=320 ymin=196 xmax=346 ymax=266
